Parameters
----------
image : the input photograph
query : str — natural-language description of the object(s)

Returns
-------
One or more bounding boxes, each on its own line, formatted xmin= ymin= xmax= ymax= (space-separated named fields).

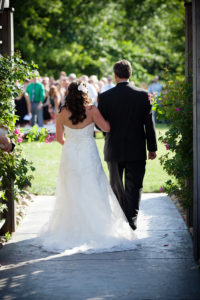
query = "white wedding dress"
xmin=36 ymin=123 xmax=136 ymax=255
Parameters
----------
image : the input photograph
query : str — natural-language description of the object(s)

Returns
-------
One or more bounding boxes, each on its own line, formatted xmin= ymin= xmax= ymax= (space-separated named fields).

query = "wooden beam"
xmin=0 ymin=7 xmax=16 ymax=235
xmin=192 ymin=0 xmax=200 ymax=262
xmin=0 ymin=180 xmax=16 ymax=234
xmin=0 ymin=7 xmax=14 ymax=56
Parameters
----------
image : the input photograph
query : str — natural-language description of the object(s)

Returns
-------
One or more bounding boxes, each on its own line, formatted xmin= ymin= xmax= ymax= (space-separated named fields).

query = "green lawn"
xmin=23 ymin=124 xmax=171 ymax=195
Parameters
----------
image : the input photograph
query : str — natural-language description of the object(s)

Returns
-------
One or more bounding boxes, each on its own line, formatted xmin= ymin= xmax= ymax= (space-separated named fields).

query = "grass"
xmin=23 ymin=124 xmax=171 ymax=195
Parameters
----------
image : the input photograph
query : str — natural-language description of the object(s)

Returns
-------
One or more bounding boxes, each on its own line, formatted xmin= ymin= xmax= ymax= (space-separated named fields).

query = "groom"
xmin=98 ymin=60 xmax=157 ymax=230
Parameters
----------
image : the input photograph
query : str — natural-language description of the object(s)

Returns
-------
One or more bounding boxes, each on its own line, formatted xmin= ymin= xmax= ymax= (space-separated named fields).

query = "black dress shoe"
xmin=129 ymin=216 xmax=137 ymax=230
xmin=129 ymin=222 xmax=137 ymax=231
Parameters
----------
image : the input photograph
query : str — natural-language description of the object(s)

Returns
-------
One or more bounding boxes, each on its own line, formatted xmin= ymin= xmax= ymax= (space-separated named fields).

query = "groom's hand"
xmin=148 ymin=152 xmax=157 ymax=160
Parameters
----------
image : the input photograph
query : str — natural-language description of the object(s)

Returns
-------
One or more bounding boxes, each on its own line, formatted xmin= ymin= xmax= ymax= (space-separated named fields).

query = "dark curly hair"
xmin=61 ymin=81 xmax=90 ymax=124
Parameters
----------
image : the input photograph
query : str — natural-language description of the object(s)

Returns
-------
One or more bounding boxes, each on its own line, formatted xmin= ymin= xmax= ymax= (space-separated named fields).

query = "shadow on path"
xmin=0 ymin=194 xmax=200 ymax=300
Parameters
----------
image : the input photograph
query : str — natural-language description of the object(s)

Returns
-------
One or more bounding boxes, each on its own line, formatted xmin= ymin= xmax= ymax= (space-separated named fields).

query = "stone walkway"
xmin=0 ymin=193 xmax=200 ymax=300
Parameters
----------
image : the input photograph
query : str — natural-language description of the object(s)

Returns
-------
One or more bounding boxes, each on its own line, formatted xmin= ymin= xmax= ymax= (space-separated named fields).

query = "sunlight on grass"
xmin=23 ymin=124 xmax=171 ymax=195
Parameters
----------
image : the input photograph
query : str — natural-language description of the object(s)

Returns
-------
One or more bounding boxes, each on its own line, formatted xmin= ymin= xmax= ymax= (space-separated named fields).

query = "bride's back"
xmin=58 ymin=106 xmax=94 ymax=130
xmin=56 ymin=81 xmax=110 ymax=145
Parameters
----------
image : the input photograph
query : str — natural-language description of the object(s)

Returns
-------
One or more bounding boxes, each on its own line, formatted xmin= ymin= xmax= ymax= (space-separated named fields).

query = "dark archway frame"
xmin=190 ymin=0 xmax=200 ymax=262
xmin=186 ymin=0 xmax=200 ymax=262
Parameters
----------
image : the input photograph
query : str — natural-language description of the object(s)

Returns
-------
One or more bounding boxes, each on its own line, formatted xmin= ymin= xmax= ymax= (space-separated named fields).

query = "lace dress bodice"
xmin=64 ymin=122 xmax=94 ymax=141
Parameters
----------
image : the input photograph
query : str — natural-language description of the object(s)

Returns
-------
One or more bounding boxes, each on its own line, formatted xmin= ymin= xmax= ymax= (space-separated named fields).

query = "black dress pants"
xmin=107 ymin=161 xmax=146 ymax=223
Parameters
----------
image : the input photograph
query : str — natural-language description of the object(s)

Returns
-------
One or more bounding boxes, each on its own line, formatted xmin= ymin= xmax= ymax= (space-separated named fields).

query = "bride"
xmin=36 ymin=81 xmax=136 ymax=255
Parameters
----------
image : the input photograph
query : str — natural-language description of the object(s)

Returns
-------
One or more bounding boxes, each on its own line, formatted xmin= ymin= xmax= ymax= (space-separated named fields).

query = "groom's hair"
xmin=113 ymin=60 xmax=132 ymax=79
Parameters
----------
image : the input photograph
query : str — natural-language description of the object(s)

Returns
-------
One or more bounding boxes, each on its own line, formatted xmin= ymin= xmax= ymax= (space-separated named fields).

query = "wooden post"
xmin=0 ymin=6 xmax=16 ymax=234
xmin=192 ymin=0 xmax=200 ymax=262
xmin=185 ymin=2 xmax=193 ymax=81
xmin=185 ymin=2 xmax=193 ymax=228
xmin=0 ymin=7 xmax=14 ymax=55
xmin=0 ymin=179 xmax=16 ymax=234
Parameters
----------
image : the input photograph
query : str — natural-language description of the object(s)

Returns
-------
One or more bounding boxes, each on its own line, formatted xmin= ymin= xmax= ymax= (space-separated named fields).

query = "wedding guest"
xmin=60 ymin=77 xmax=69 ymax=97
xmin=148 ymin=75 xmax=162 ymax=96
xmin=15 ymin=92 xmax=31 ymax=127
xmin=26 ymin=75 xmax=45 ymax=127
xmin=101 ymin=77 xmax=108 ymax=85
xmin=68 ymin=73 xmax=76 ymax=83
xmin=42 ymin=77 xmax=50 ymax=90
xmin=97 ymin=81 xmax=104 ymax=94
xmin=49 ymin=76 xmax=55 ymax=87
xmin=90 ymin=75 xmax=99 ymax=83
xmin=89 ymin=75 xmax=99 ymax=92
xmin=55 ymin=81 xmax=66 ymax=107
xmin=23 ymin=79 xmax=30 ymax=91
xmin=49 ymin=85 xmax=61 ymax=121
xmin=79 ymin=75 xmax=89 ymax=83
xmin=100 ymin=75 xmax=115 ymax=93
xmin=43 ymin=88 xmax=51 ymax=124
xmin=59 ymin=71 xmax=67 ymax=80
xmin=148 ymin=75 xmax=162 ymax=123
xmin=80 ymin=75 xmax=98 ymax=105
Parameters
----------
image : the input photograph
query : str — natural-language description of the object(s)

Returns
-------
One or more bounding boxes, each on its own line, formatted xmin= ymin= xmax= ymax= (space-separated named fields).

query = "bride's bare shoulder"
xmin=57 ymin=107 xmax=70 ymax=123
xmin=60 ymin=107 xmax=70 ymax=116
xmin=60 ymin=106 xmax=68 ymax=113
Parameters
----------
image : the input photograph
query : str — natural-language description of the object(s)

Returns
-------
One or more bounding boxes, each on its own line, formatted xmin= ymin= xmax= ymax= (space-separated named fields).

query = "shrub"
xmin=0 ymin=54 xmax=47 ymax=215
xmin=154 ymin=79 xmax=193 ymax=209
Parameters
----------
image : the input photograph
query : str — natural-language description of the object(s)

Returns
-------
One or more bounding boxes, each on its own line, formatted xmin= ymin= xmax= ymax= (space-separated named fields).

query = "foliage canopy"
xmin=11 ymin=0 xmax=185 ymax=83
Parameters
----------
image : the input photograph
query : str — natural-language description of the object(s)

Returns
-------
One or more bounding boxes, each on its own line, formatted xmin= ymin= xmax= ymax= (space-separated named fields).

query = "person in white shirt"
xmin=80 ymin=75 xmax=98 ymax=106
xmin=68 ymin=73 xmax=76 ymax=83
xmin=101 ymin=75 xmax=115 ymax=93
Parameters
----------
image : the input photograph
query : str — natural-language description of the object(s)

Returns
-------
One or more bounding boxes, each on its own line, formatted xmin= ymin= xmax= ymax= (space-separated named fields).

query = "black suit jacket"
xmin=98 ymin=82 xmax=157 ymax=162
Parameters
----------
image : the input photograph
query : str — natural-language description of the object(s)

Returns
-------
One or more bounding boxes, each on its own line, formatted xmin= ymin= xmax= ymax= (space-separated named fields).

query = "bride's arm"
xmin=91 ymin=106 xmax=110 ymax=132
xmin=56 ymin=115 xmax=65 ymax=145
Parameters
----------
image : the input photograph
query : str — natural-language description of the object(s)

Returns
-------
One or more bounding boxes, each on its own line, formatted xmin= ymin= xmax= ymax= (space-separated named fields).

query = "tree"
xmin=11 ymin=0 xmax=185 ymax=83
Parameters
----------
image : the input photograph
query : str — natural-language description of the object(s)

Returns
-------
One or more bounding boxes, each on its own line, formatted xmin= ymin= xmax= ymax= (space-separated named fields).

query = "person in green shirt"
xmin=26 ymin=77 xmax=45 ymax=127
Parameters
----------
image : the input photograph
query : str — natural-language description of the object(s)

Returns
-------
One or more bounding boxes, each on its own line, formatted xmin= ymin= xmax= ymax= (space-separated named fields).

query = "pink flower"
xmin=45 ymin=134 xmax=55 ymax=143
xmin=14 ymin=128 xmax=20 ymax=135
xmin=165 ymin=144 xmax=170 ymax=150
xmin=163 ymin=140 xmax=167 ymax=144
xmin=148 ymin=93 xmax=153 ymax=104
xmin=19 ymin=132 xmax=24 ymax=138
xmin=175 ymin=108 xmax=180 ymax=112
xmin=49 ymin=134 xmax=55 ymax=143
xmin=160 ymin=187 xmax=164 ymax=192
xmin=17 ymin=137 xmax=23 ymax=143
